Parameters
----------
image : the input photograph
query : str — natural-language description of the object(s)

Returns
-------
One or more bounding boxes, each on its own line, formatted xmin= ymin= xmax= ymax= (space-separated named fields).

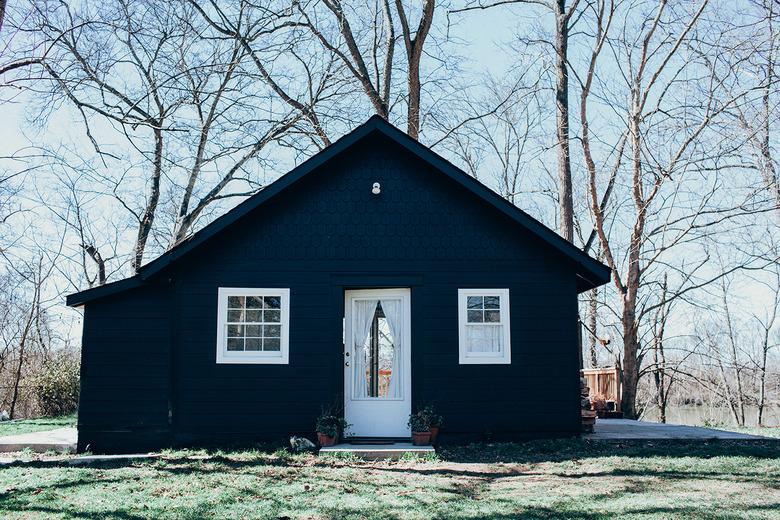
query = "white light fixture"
xmin=372 ymin=182 xmax=381 ymax=195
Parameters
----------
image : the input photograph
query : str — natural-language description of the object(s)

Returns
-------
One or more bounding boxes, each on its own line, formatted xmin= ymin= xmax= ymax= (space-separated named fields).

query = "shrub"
xmin=408 ymin=409 xmax=432 ymax=432
xmin=420 ymin=405 xmax=444 ymax=428
xmin=590 ymin=393 xmax=608 ymax=412
xmin=315 ymin=404 xmax=350 ymax=437
xmin=31 ymin=353 xmax=80 ymax=417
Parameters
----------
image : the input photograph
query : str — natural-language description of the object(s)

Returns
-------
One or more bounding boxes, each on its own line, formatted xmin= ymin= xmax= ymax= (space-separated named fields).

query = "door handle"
xmin=345 ymin=361 xmax=350 ymax=367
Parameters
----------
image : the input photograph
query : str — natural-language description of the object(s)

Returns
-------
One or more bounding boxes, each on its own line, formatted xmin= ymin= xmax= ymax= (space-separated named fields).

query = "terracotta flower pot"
xmin=429 ymin=426 xmax=440 ymax=444
xmin=317 ymin=432 xmax=339 ymax=447
xmin=411 ymin=431 xmax=431 ymax=446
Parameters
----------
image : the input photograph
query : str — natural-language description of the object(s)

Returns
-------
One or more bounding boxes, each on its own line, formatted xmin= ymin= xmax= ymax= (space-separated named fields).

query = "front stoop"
xmin=319 ymin=442 xmax=435 ymax=460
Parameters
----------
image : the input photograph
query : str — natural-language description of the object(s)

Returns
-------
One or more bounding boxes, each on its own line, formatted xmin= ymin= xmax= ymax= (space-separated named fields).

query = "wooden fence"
xmin=582 ymin=367 xmax=621 ymax=412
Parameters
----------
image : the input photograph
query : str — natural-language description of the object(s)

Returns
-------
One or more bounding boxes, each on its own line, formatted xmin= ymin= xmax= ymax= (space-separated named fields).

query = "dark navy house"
xmin=67 ymin=116 xmax=610 ymax=453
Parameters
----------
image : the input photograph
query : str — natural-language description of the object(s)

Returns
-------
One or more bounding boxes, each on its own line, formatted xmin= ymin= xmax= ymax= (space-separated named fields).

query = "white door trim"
xmin=344 ymin=288 xmax=411 ymax=437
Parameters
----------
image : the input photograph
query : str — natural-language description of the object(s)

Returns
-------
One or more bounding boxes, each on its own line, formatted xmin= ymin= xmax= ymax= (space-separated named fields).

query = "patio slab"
xmin=0 ymin=427 xmax=77 ymax=453
xmin=319 ymin=442 xmax=435 ymax=460
xmin=587 ymin=419 xmax=772 ymax=440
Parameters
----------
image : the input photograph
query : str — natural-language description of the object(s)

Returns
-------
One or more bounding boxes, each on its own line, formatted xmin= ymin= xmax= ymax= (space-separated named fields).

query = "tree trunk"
xmin=588 ymin=288 xmax=598 ymax=368
xmin=406 ymin=47 xmax=423 ymax=139
xmin=131 ymin=126 xmax=163 ymax=273
xmin=395 ymin=0 xmax=435 ymax=140
xmin=652 ymin=274 xmax=668 ymax=423
xmin=81 ymin=243 xmax=106 ymax=286
xmin=722 ymin=287 xmax=746 ymax=426
xmin=758 ymin=344 xmax=768 ymax=426
xmin=621 ymin=100 xmax=644 ymax=419
xmin=9 ymin=283 xmax=39 ymax=419
xmin=620 ymin=292 xmax=640 ymax=419
xmin=554 ymin=0 xmax=573 ymax=242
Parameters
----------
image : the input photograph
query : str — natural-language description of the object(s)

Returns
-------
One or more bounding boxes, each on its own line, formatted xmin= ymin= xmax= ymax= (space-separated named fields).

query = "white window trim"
xmin=458 ymin=288 xmax=511 ymax=365
xmin=216 ymin=287 xmax=290 ymax=364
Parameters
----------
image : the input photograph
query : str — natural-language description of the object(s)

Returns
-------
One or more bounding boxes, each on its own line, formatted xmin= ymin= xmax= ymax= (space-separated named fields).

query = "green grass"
xmin=0 ymin=414 xmax=76 ymax=437
xmin=1 ymin=439 xmax=779 ymax=519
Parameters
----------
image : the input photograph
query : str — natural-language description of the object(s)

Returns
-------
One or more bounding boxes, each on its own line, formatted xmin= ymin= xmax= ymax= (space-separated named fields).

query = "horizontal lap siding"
xmin=168 ymin=134 xmax=580 ymax=441
xmin=78 ymin=285 xmax=171 ymax=451
xmin=78 ymin=132 xmax=582 ymax=450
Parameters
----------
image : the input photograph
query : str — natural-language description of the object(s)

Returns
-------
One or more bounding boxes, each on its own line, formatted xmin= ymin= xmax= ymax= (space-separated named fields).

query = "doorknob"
xmin=345 ymin=361 xmax=350 ymax=367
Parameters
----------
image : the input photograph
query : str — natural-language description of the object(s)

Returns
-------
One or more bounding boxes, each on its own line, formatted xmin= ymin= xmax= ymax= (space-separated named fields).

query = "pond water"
xmin=642 ymin=405 xmax=780 ymax=427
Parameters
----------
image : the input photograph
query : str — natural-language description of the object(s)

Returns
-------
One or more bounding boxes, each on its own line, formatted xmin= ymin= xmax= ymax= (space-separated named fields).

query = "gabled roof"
xmin=67 ymin=115 xmax=610 ymax=307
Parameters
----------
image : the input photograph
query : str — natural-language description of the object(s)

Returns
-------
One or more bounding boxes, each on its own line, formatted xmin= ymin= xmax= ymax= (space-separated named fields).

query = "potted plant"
xmin=316 ymin=408 xmax=350 ymax=447
xmin=590 ymin=393 xmax=608 ymax=419
xmin=421 ymin=405 xmax=444 ymax=444
xmin=408 ymin=409 xmax=432 ymax=446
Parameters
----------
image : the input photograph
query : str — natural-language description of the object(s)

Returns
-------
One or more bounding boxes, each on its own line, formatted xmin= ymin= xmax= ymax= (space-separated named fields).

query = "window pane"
xmin=264 ymin=310 xmax=281 ymax=323
xmin=467 ymin=310 xmax=483 ymax=323
xmin=228 ymin=296 xmax=243 ymax=309
xmin=466 ymin=324 xmax=502 ymax=353
xmin=227 ymin=310 xmax=243 ymax=322
xmin=263 ymin=337 xmax=281 ymax=351
xmin=245 ymin=338 xmax=262 ymax=351
xmin=245 ymin=324 xmax=262 ymax=337
xmin=264 ymin=296 xmax=281 ymax=309
xmin=264 ymin=325 xmax=281 ymax=338
xmin=485 ymin=310 xmax=501 ymax=323
xmin=227 ymin=338 xmax=244 ymax=351
xmin=245 ymin=309 xmax=261 ymax=322
xmin=484 ymin=296 xmax=500 ymax=309
xmin=246 ymin=296 xmax=263 ymax=309
xmin=227 ymin=324 xmax=244 ymax=337
xmin=467 ymin=296 xmax=483 ymax=309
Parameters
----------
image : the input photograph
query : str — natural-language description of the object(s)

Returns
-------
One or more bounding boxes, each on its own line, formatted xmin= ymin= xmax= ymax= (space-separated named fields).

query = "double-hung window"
xmin=216 ymin=288 xmax=290 ymax=364
xmin=458 ymin=288 xmax=511 ymax=364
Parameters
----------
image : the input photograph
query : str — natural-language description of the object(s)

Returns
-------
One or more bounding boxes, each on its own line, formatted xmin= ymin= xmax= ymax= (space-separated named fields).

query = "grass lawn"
xmin=1 ymin=439 xmax=779 ymax=519
xmin=0 ymin=414 xmax=76 ymax=437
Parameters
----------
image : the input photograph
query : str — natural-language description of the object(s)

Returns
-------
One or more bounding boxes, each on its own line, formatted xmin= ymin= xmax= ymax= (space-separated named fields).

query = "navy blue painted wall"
xmin=78 ymin=131 xmax=582 ymax=452
xmin=77 ymin=284 xmax=172 ymax=452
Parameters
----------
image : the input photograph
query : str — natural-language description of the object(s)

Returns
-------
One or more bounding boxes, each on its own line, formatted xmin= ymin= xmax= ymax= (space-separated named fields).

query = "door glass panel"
xmin=359 ymin=302 xmax=396 ymax=398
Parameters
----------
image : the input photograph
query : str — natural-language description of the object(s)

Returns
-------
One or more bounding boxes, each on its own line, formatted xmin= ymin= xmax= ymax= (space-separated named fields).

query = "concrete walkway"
xmin=0 ymin=427 xmax=77 ymax=453
xmin=587 ymin=418 xmax=771 ymax=440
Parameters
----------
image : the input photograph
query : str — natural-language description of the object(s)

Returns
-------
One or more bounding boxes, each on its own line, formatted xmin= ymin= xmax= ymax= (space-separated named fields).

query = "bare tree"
xmin=13 ymin=0 xmax=335 ymax=276
xmin=727 ymin=0 xmax=780 ymax=220
xmin=577 ymin=0 xmax=777 ymax=417
xmin=450 ymin=0 xmax=579 ymax=241
xmin=298 ymin=0 xmax=436 ymax=139
xmin=395 ymin=0 xmax=435 ymax=139
xmin=748 ymin=264 xmax=780 ymax=425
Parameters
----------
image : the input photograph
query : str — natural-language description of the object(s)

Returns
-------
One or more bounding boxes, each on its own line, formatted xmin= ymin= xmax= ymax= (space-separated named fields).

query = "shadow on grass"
xmin=437 ymin=437 xmax=780 ymax=464
xmin=2 ymin=447 xmax=779 ymax=520
xmin=3 ymin=437 xmax=779 ymax=471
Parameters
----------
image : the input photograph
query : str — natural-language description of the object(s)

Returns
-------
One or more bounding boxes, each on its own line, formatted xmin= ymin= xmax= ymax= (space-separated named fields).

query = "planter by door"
xmin=344 ymin=288 xmax=412 ymax=438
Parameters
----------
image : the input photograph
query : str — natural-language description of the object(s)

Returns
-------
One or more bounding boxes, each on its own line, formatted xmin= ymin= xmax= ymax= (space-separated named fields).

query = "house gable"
xmin=67 ymin=116 xmax=609 ymax=307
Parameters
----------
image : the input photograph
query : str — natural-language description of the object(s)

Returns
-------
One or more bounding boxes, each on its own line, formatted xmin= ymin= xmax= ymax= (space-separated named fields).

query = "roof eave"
xmin=66 ymin=276 xmax=145 ymax=307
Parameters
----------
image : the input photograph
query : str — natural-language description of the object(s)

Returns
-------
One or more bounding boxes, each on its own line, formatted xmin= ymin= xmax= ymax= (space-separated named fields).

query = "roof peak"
xmin=67 ymin=116 xmax=610 ymax=307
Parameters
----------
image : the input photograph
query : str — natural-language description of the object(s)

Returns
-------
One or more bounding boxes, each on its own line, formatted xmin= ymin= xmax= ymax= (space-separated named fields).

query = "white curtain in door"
xmin=352 ymin=299 xmax=379 ymax=399
xmin=381 ymin=298 xmax=403 ymax=399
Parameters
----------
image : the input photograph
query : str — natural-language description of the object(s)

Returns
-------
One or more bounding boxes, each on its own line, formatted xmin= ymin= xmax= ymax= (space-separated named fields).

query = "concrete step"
xmin=0 ymin=427 xmax=77 ymax=454
xmin=319 ymin=442 xmax=435 ymax=460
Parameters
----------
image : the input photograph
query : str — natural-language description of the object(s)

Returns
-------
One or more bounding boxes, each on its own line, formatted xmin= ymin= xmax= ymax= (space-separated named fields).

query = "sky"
xmin=1 ymin=1 xmax=777 ymax=355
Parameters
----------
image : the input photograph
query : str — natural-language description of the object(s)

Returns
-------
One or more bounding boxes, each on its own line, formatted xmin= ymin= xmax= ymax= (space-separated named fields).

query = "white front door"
xmin=344 ymin=288 xmax=411 ymax=438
